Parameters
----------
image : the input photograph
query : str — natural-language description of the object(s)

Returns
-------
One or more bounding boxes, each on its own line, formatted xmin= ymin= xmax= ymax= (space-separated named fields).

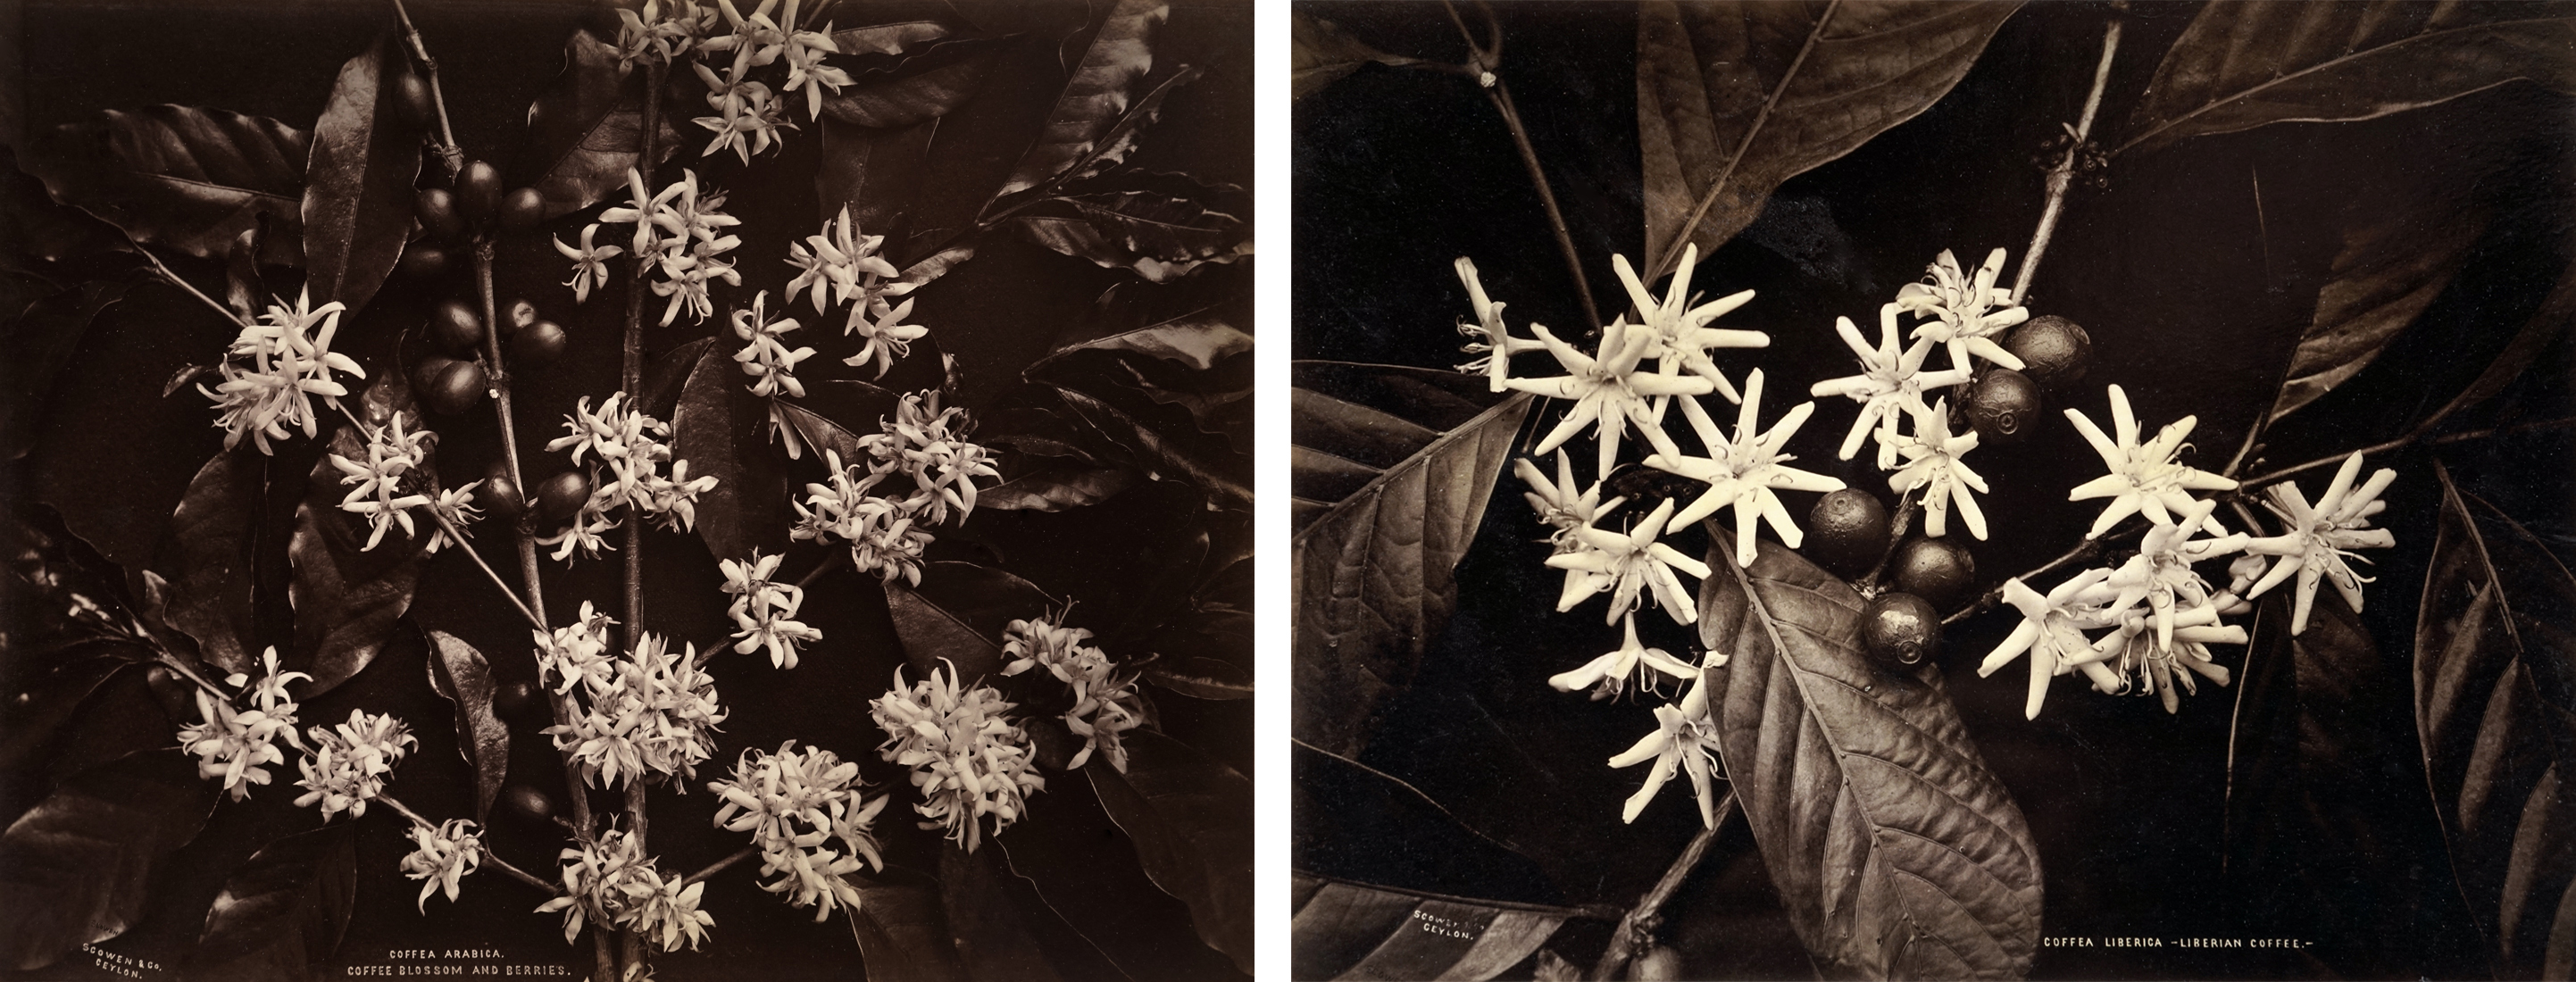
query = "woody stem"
xmin=1590 ymin=793 xmax=1736 ymax=980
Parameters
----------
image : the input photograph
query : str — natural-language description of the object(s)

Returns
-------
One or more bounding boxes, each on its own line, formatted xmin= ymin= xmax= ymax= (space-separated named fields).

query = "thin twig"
xmin=1440 ymin=1 xmax=1600 ymax=332
xmin=1856 ymin=488 xmax=1919 ymax=594
xmin=795 ymin=549 xmax=848 ymax=590
xmin=1590 ymin=793 xmax=1736 ymax=980
xmin=1943 ymin=529 xmax=2117 ymax=625
xmin=1645 ymin=1 xmax=1841 ymax=285
xmin=2237 ymin=414 xmax=2576 ymax=491
xmin=426 ymin=509 xmax=544 ymax=631
xmin=388 ymin=0 xmax=464 ymax=178
xmin=126 ymin=234 xmax=246 ymax=327
xmin=2009 ymin=8 xmax=2122 ymax=304
xmin=685 ymin=846 xmax=759 ymax=886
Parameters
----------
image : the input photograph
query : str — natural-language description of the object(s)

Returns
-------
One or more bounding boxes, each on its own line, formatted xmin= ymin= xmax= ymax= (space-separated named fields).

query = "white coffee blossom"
xmin=1508 ymin=317 xmax=1708 ymax=479
xmin=537 ymin=602 xmax=621 ymax=695
xmin=539 ymin=393 xmax=719 ymax=563
xmin=1517 ymin=449 xmax=1624 ymax=549
xmin=1895 ymin=247 xmax=2029 ymax=374
xmin=202 ymin=288 xmax=365 ymax=454
xmin=177 ymin=646 xmax=309 ymax=800
xmin=328 ymin=414 xmax=439 ymax=552
xmin=535 ymin=830 xmax=712 ymax=952
xmin=791 ymin=449 xmax=935 ymax=587
xmin=1452 ymin=257 xmax=1543 ymax=390
xmin=1979 ymin=570 xmax=2128 ymax=720
xmin=859 ymin=392 xmax=999 ymax=527
xmin=1643 ymin=369 xmax=1847 ymax=567
xmin=1547 ymin=612 xmax=1702 ymax=699
xmin=1610 ymin=245 xmax=1766 ymax=403
xmin=400 ymin=819 xmax=484 ymax=911
xmin=544 ymin=632 xmax=726 ymax=788
xmin=1608 ymin=678 xmax=1724 ymax=828
xmin=2244 ymin=451 xmax=2399 ymax=635
xmin=598 ymin=168 xmax=742 ymax=326
xmin=1884 ymin=397 xmax=1989 ymax=541
xmin=1000 ymin=612 xmax=1144 ymax=772
xmin=1546 ymin=497 xmax=1710 ymax=627
xmin=554 ymin=223 xmax=622 ymax=304
xmin=1811 ymin=303 xmax=1972 ymax=466
xmin=2064 ymin=384 xmax=2238 ymax=538
xmin=708 ymin=742 xmax=887 ymax=920
xmin=869 ymin=662 xmax=1046 ymax=853
xmin=720 ymin=550 xmax=821 ymax=669
xmin=293 ymin=710 xmax=414 ymax=821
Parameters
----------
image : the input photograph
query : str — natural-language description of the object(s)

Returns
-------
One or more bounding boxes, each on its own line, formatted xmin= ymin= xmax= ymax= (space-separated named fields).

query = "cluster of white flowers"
xmin=177 ymin=647 xmax=309 ymax=801
xmin=868 ymin=662 xmax=1046 ymax=853
xmin=543 ymin=632 xmax=727 ymax=788
xmin=201 ymin=288 xmax=366 ymax=455
xmin=536 ymin=602 xmax=621 ymax=695
xmin=611 ymin=0 xmax=848 ymax=158
xmin=790 ymin=393 xmax=995 ymax=586
xmin=1981 ymin=401 xmax=2397 ymax=716
xmin=399 ymin=818 xmax=484 ymax=911
xmin=538 ymin=392 xmax=719 ymax=563
xmin=785 ymin=207 xmax=932 ymax=379
xmin=707 ymin=742 xmax=886 ymax=920
xmin=589 ymin=169 xmax=742 ymax=325
xmin=328 ymin=414 xmax=480 ymax=553
xmin=535 ymin=829 xmax=713 ymax=953
xmin=720 ymin=550 xmax=820 ymax=669
xmin=1001 ymin=611 xmax=1145 ymax=773
xmin=292 ymin=710 xmax=415 ymax=821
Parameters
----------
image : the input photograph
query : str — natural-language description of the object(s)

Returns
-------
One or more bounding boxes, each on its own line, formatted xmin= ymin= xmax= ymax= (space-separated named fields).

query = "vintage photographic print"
xmin=1293 ymin=3 xmax=2575 ymax=980
xmin=0 ymin=0 xmax=1248 ymax=979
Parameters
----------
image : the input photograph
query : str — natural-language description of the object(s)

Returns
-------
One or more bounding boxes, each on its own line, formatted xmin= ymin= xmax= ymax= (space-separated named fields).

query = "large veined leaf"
xmin=816 ymin=116 xmax=936 ymax=246
xmin=182 ymin=825 xmax=357 ymax=982
xmin=1290 ymin=362 xmax=1530 ymax=760
xmin=156 ymin=446 xmax=264 ymax=676
xmin=2121 ymin=3 xmax=2576 ymax=157
xmin=1290 ymin=873 xmax=1588 ymax=982
xmin=1290 ymin=11 xmax=1421 ymax=102
xmin=513 ymin=29 xmax=685 ymax=221
xmin=998 ymin=753 xmax=1251 ymax=982
xmin=302 ymin=32 xmax=427 ymax=315
xmin=0 ymin=503 xmax=167 ymax=773
xmin=993 ymin=0 xmax=1171 ymax=200
xmin=1013 ymin=176 xmax=1251 ymax=283
xmin=819 ymin=37 xmax=1008 ymax=129
xmin=2411 ymin=257 xmax=2576 ymax=438
xmin=23 ymin=105 xmax=309 ymax=261
xmin=1696 ymin=530 xmax=2042 ymax=979
xmin=1034 ymin=269 xmax=1254 ymax=375
xmin=1637 ymin=1 xmax=2021 ymax=270
xmin=423 ymin=629 xmax=509 ymax=825
xmin=2264 ymin=184 xmax=2488 ymax=423
xmin=2416 ymin=465 xmax=2576 ymax=978
xmin=1088 ymin=730 xmax=1254 ymax=973
xmin=846 ymin=878 xmax=971 ymax=982
xmin=285 ymin=378 xmax=427 ymax=697
xmin=0 ymin=750 xmax=221 ymax=971
xmin=883 ymin=561 xmax=1057 ymax=681
xmin=670 ymin=339 xmax=789 ymax=563
xmin=938 ymin=845 xmax=1063 ymax=982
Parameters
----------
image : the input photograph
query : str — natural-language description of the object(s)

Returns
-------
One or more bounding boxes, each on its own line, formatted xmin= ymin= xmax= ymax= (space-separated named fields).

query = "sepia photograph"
xmin=1293 ymin=2 xmax=2576 ymax=979
xmin=0 ymin=0 xmax=1249 ymax=979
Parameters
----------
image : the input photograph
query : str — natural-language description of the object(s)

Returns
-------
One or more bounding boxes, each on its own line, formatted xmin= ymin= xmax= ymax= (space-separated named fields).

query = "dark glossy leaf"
xmin=1289 ymin=362 xmax=1530 ymax=759
xmin=998 ymin=754 xmax=1249 ymax=982
xmin=1142 ymin=655 xmax=1251 ymax=700
xmin=776 ymin=398 xmax=886 ymax=468
xmin=286 ymin=379 xmax=427 ymax=697
xmin=1290 ymin=873 xmax=1582 ymax=982
xmin=993 ymin=0 xmax=1171 ymax=200
xmin=1 ymin=145 xmax=133 ymax=270
xmin=0 ymin=646 xmax=142 ymax=775
xmin=638 ymin=335 xmax=717 ymax=420
xmin=832 ymin=21 xmax=952 ymax=56
xmin=1 ymin=500 xmax=158 ymax=662
xmin=302 ymin=32 xmax=428 ymax=315
xmin=24 ymin=104 xmax=309 ymax=260
xmin=1290 ymin=11 xmax=1422 ymax=101
xmin=817 ymin=117 xmax=936 ymax=250
xmin=820 ymin=37 xmax=1007 ymax=129
xmin=846 ymin=878 xmax=971 ymax=982
xmin=2121 ymin=4 xmax=2576 ymax=157
xmin=513 ymin=29 xmax=685 ymax=221
xmin=1696 ymin=529 xmax=2042 ymax=979
xmin=2267 ymin=192 xmax=2487 ymax=422
xmin=0 ymin=750 xmax=220 ymax=971
xmin=156 ymin=446 xmax=264 ymax=676
xmin=183 ymin=825 xmax=357 ymax=982
xmin=977 ymin=461 xmax=1135 ymax=512
xmin=223 ymin=225 xmax=263 ymax=323
xmin=1034 ymin=265 xmax=1253 ymax=376
xmin=938 ymin=845 xmax=1063 ymax=982
xmin=883 ymin=561 xmax=1057 ymax=681
xmin=1 ymin=273 xmax=141 ymax=462
xmin=1638 ymin=1 xmax=2021 ymax=267
xmin=2417 ymin=465 xmax=2576 ymax=978
xmin=671 ymin=337 xmax=788 ymax=562
xmin=423 ymin=629 xmax=509 ymax=825
xmin=1054 ymin=387 xmax=1248 ymax=508
xmin=2413 ymin=257 xmax=2576 ymax=437
xmin=1014 ymin=193 xmax=1249 ymax=283
xmin=1087 ymin=729 xmax=1252 ymax=971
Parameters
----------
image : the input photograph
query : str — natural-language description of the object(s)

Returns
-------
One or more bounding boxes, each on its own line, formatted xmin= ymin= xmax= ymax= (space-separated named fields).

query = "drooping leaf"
xmin=1290 ymin=11 xmax=1422 ymax=101
xmin=1289 ymin=362 xmax=1530 ymax=759
xmin=1637 ymin=1 xmax=2022 ymax=270
xmin=992 ymin=0 xmax=1171 ymax=200
xmin=998 ymin=753 xmax=1250 ymax=982
xmin=1087 ymin=729 xmax=1253 ymax=972
xmin=938 ymin=845 xmax=1063 ymax=982
xmin=1054 ymin=387 xmax=1249 ymax=508
xmin=820 ymin=37 xmax=1008 ymax=129
xmin=0 ymin=750 xmax=221 ymax=971
xmin=832 ymin=21 xmax=953 ymax=56
xmin=2416 ymin=465 xmax=2576 ymax=978
xmin=1013 ymin=182 xmax=1252 ymax=282
xmin=775 ymin=396 xmax=893 ymax=468
xmin=1696 ymin=529 xmax=2042 ymax=980
xmin=302 ymin=32 xmax=428 ymax=315
xmin=423 ymin=629 xmax=509 ymax=825
xmin=2266 ymin=193 xmax=2488 ymax=422
xmin=1289 ymin=873 xmax=1585 ymax=982
xmin=22 ymin=104 xmax=309 ymax=260
xmin=2121 ymin=4 xmax=2576 ymax=157
xmin=1 ymin=273 xmax=142 ymax=462
xmin=977 ymin=461 xmax=1136 ymax=512
xmin=2411 ymin=257 xmax=2576 ymax=437
xmin=513 ymin=29 xmax=685 ymax=221
xmin=285 ymin=378 xmax=426 ymax=697
xmin=182 ymin=825 xmax=357 ymax=982
xmin=846 ymin=878 xmax=971 ymax=982
xmin=1034 ymin=266 xmax=1254 ymax=376
xmin=224 ymin=224 xmax=264 ymax=323
xmin=0 ymin=503 xmax=166 ymax=773
xmin=156 ymin=446 xmax=264 ymax=677
xmin=1 ymin=145 xmax=134 ymax=270
xmin=638 ymin=336 xmax=717 ymax=420
xmin=670 ymin=338 xmax=789 ymax=562
xmin=883 ymin=561 xmax=1058 ymax=681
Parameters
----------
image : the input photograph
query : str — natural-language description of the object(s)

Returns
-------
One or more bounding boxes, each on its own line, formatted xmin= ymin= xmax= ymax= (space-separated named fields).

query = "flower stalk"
xmin=1442 ymin=0 xmax=1601 ymax=335
xmin=2008 ymin=6 xmax=2122 ymax=304
xmin=389 ymin=0 xmax=464 ymax=179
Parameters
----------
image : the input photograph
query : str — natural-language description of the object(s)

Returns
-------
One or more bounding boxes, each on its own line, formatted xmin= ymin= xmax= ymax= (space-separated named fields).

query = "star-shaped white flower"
xmin=2090 ymin=601 xmax=2244 ymax=713
xmin=1506 ymin=319 xmax=1711 ymax=478
xmin=1545 ymin=498 xmax=1711 ymax=626
xmin=1515 ymin=449 xmax=1623 ymax=547
xmin=1453 ymin=257 xmax=1544 ymax=392
xmin=2098 ymin=496 xmax=2249 ymax=652
xmin=1978 ymin=569 xmax=2126 ymax=720
xmin=1812 ymin=303 xmax=1973 ymax=466
xmin=1547 ymin=612 xmax=1702 ymax=698
xmin=1885 ymin=397 xmax=1988 ymax=540
xmin=1642 ymin=369 xmax=1846 ymax=567
xmin=2242 ymin=451 xmax=2397 ymax=635
xmin=2063 ymin=384 xmax=2238 ymax=537
xmin=1607 ymin=678 xmax=1723 ymax=827
xmin=1609 ymin=246 xmax=1766 ymax=403
xmin=553 ymin=224 xmax=622 ymax=304
xmin=1896 ymin=247 xmax=2029 ymax=374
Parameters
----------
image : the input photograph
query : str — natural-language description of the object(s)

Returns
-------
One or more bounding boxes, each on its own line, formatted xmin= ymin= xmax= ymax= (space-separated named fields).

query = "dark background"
xmin=2 ymin=1 xmax=1249 ymax=979
xmin=1294 ymin=2 xmax=2576 ymax=978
